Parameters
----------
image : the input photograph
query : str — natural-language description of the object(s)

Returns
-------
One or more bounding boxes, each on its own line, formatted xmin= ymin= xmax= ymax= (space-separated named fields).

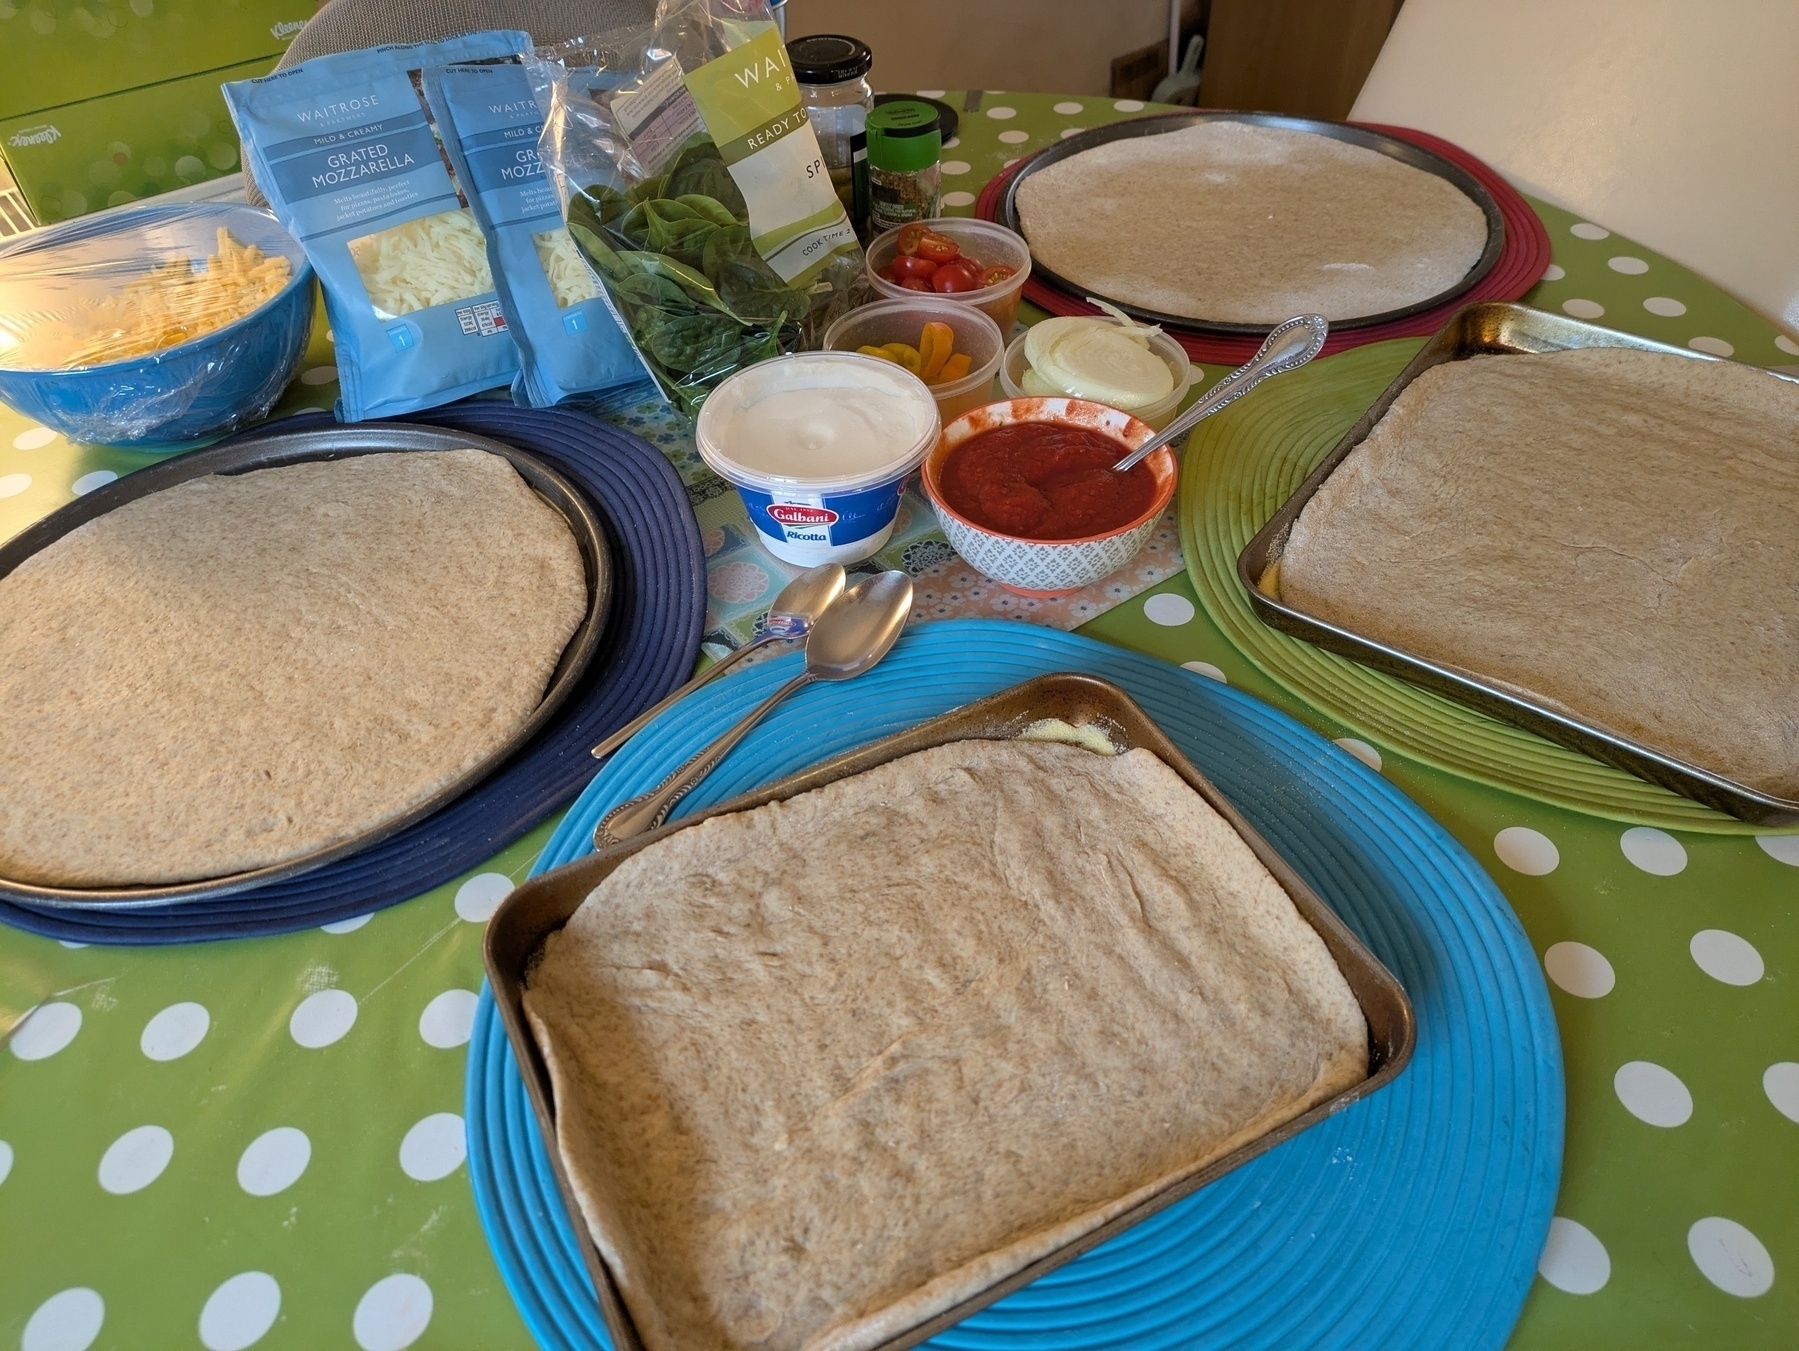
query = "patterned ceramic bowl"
xmin=922 ymin=398 xmax=1177 ymax=597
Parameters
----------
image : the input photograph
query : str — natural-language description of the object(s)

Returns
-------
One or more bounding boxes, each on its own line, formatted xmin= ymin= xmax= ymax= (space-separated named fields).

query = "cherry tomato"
xmin=981 ymin=265 xmax=1016 ymax=287
xmin=900 ymin=276 xmax=932 ymax=292
xmin=915 ymin=231 xmax=961 ymax=264
xmin=890 ymin=254 xmax=939 ymax=281
xmin=931 ymin=262 xmax=981 ymax=294
xmin=895 ymin=222 xmax=928 ymax=256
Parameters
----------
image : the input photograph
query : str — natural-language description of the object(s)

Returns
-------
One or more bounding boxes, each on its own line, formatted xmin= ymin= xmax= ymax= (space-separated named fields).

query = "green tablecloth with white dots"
xmin=2 ymin=92 xmax=1797 ymax=1351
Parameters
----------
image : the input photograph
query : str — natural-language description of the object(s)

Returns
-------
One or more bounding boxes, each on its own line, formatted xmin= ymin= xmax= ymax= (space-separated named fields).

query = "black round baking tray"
xmin=996 ymin=110 xmax=1507 ymax=337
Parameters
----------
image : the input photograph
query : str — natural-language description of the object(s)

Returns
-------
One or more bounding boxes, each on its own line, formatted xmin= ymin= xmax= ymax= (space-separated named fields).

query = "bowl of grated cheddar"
xmin=0 ymin=202 xmax=314 ymax=449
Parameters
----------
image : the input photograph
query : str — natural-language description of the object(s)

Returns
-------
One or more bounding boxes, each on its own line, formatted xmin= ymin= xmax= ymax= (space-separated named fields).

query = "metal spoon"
xmin=593 ymin=570 xmax=914 ymax=848
xmin=1111 ymin=314 xmax=1330 ymax=473
xmin=589 ymin=563 xmax=846 ymax=760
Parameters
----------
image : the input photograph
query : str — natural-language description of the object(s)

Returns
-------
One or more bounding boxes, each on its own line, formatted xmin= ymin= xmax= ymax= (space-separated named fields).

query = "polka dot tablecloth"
xmin=2 ymin=92 xmax=1798 ymax=1351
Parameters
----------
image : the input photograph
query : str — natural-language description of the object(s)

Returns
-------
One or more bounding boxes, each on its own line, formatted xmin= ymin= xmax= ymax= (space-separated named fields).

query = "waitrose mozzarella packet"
xmin=421 ymin=60 xmax=649 ymax=407
xmin=224 ymin=32 xmax=527 ymax=421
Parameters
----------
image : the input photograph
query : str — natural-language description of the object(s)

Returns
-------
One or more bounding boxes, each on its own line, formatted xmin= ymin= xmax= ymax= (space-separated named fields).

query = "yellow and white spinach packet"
xmin=529 ymin=0 xmax=864 ymax=414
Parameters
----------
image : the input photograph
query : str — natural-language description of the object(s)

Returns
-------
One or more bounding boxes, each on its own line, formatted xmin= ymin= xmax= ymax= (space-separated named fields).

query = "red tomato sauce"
xmin=938 ymin=423 xmax=1157 ymax=540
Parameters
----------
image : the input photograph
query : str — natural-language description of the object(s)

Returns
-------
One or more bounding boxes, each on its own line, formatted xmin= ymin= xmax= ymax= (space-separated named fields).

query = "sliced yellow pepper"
xmin=857 ymin=344 xmax=894 ymax=362
xmin=917 ymin=321 xmax=955 ymax=381
xmin=879 ymin=341 xmax=922 ymax=375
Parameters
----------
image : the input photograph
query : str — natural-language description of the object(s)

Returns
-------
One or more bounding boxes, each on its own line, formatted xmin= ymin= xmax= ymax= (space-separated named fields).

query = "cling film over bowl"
xmin=0 ymin=202 xmax=315 ymax=446
xmin=528 ymin=0 xmax=864 ymax=416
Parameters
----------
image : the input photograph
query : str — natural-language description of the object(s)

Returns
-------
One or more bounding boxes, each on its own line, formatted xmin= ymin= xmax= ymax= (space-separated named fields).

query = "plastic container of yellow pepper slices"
xmin=823 ymin=298 xmax=1002 ymax=421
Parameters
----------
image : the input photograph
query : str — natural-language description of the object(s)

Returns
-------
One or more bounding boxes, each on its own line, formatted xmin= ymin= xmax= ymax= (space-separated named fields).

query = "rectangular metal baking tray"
xmin=1238 ymin=300 xmax=1799 ymax=825
xmin=0 ymin=422 xmax=613 ymax=907
xmin=484 ymin=671 xmax=1416 ymax=1351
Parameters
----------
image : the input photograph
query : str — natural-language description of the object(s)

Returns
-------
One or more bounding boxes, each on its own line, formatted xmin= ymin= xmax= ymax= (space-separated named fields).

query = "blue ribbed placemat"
xmin=466 ymin=619 xmax=1563 ymax=1351
xmin=0 ymin=405 xmax=705 ymax=944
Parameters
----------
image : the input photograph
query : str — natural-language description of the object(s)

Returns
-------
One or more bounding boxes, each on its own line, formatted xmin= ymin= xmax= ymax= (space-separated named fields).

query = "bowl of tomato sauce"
xmin=922 ymin=398 xmax=1177 ymax=597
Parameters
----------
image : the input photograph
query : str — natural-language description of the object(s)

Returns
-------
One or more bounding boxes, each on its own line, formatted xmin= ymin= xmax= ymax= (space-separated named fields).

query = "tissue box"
xmin=0 ymin=0 xmax=307 ymax=225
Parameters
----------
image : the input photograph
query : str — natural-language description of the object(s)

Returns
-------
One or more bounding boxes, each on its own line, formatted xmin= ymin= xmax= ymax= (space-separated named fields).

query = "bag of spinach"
xmin=528 ymin=0 xmax=864 ymax=415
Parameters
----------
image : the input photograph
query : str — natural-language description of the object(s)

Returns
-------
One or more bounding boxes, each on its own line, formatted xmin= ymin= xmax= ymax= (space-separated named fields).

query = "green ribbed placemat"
xmin=1179 ymin=337 xmax=1762 ymax=835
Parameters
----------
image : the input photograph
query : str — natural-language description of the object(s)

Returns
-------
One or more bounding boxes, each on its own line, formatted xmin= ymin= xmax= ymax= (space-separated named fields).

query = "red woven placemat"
xmin=975 ymin=119 xmax=1551 ymax=365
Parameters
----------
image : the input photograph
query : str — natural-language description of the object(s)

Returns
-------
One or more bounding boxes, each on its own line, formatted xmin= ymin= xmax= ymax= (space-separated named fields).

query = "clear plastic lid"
xmin=864 ymin=216 xmax=1032 ymax=307
xmin=0 ymin=203 xmax=305 ymax=373
xmin=695 ymin=352 xmax=942 ymax=494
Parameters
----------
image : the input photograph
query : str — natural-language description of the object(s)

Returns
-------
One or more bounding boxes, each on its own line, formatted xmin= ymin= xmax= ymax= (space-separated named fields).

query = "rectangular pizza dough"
xmin=1278 ymin=346 xmax=1799 ymax=798
xmin=524 ymin=737 xmax=1368 ymax=1351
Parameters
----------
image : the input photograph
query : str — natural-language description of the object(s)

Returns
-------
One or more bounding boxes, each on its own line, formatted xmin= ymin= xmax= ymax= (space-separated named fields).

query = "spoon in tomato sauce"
xmin=1111 ymin=314 xmax=1328 ymax=473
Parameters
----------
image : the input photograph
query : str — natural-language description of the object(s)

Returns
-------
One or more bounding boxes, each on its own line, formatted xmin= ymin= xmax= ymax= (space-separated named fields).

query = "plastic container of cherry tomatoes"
xmin=865 ymin=217 xmax=1032 ymax=334
xmin=823 ymin=296 xmax=1003 ymax=423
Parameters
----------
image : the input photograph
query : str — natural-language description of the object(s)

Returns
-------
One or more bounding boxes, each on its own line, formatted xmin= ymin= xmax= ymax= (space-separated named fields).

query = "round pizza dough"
xmin=1015 ymin=120 xmax=1490 ymax=325
xmin=0 ymin=448 xmax=588 ymax=887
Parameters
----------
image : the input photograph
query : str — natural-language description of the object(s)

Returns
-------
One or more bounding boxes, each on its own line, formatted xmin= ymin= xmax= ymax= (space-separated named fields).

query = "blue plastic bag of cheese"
xmin=223 ymin=32 xmax=527 ymax=421
xmin=422 ymin=60 xmax=649 ymax=408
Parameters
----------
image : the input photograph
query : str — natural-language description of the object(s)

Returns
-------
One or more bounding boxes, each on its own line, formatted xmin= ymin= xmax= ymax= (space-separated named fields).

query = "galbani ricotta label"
xmin=767 ymin=504 xmax=839 ymax=527
xmin=767 ymin=502 xmax=839 ymax=545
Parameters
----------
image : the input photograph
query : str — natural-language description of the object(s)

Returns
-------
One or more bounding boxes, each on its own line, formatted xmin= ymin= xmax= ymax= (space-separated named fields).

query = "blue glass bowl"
xmin=0 ymin=203 xmax=314 ymax=450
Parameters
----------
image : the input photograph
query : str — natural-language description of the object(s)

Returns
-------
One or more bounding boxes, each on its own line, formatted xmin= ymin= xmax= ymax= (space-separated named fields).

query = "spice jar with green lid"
xmin=866 ymin=100 xmax=941 ymax=235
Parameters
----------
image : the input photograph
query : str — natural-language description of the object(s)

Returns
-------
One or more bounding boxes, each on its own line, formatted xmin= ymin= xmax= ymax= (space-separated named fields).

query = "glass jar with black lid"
xmin=787 ymin=34 xmax=874 ymax=235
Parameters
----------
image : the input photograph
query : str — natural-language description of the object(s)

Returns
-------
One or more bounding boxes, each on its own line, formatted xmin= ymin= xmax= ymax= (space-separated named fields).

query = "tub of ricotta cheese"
xmin=696 ymin=352 xmax=942 ymax=565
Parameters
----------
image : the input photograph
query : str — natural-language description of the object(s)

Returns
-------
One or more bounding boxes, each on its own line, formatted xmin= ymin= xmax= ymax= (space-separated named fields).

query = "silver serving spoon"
xmin=1111 ymin=314 xmax=1330 ymax=473
xmin=589 ymin=563 xmax=846 ymax=760
xmin=593 ymin=570 xmax=914 ymax=848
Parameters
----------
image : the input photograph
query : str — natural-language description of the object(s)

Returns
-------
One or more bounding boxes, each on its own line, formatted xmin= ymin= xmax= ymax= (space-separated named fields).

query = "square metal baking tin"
xmin=1238 ymin=300 xmax=1799 ymax=825
xmin=484 ymin=671 xmax=1416 ymax=1351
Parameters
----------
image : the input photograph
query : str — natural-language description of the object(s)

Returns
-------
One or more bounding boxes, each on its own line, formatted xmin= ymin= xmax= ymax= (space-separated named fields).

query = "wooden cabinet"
xmin=783 ymin=0 xmax=1173 ymax=97
xmin=1201 ymin=0 xmax=1403 ymax=119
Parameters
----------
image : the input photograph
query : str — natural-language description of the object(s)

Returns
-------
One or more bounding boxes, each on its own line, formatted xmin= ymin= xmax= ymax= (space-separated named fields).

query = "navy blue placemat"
xmin=0 ymin=404 xmax=705 ymax=944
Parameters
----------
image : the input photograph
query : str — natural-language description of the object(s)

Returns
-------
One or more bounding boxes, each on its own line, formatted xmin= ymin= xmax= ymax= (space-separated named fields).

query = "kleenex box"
xmin=0 ymin=0 xmax=309 ymax=224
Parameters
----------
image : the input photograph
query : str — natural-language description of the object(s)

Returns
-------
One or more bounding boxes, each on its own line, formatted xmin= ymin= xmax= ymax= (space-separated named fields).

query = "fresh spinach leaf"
xmin=636 ymin=310 xmax=745 ymax=377
xmin=560 ymin=140 xmax=819 ymax=413
xmin=666 ymin=138 xmax=746 ymax=217
xmin=677 ymin=194 xmax=740 ymax=228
